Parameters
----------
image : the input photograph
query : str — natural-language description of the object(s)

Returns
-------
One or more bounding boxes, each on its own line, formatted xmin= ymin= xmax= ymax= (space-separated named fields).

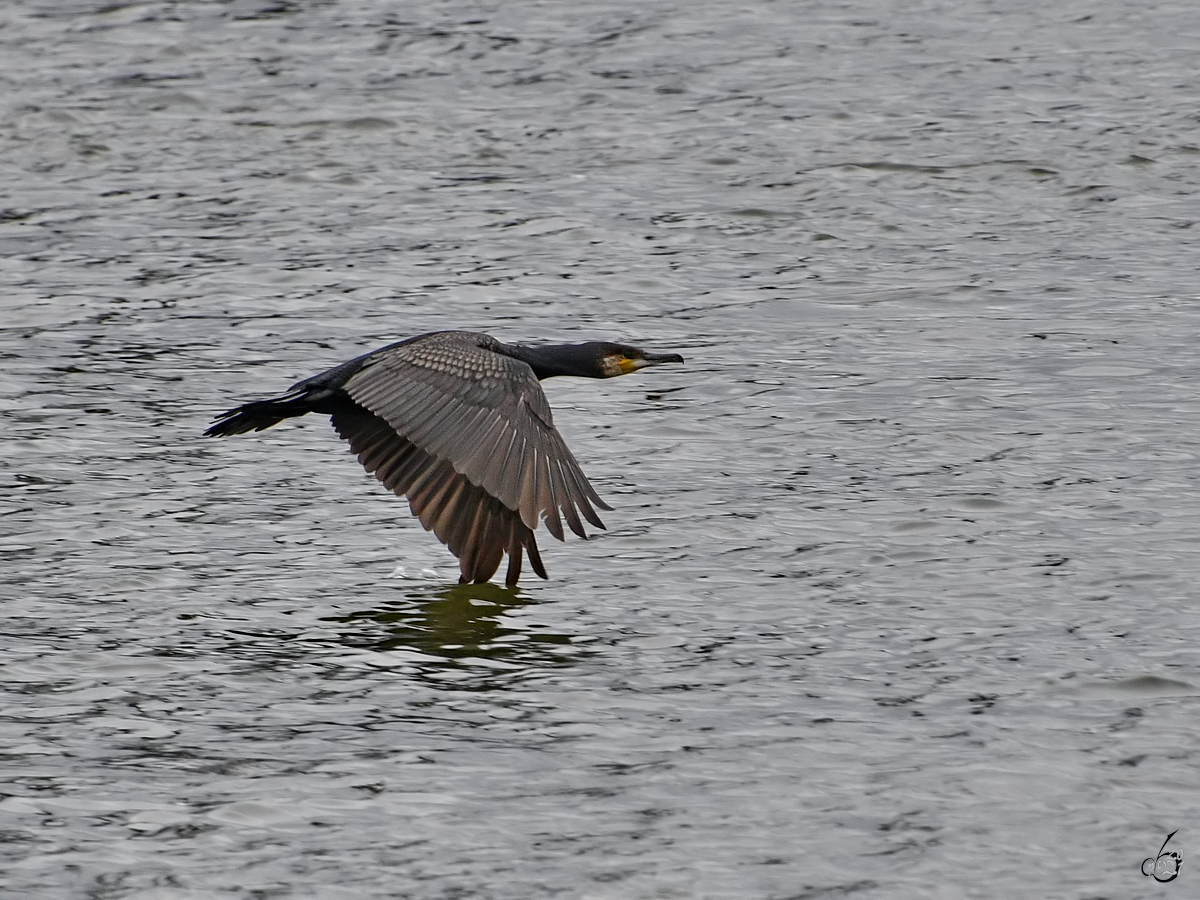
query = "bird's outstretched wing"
xmin=330 ymin=406 xmax=546 ymax=585
xmin=331 ymin=332 xmax=610 ymax=584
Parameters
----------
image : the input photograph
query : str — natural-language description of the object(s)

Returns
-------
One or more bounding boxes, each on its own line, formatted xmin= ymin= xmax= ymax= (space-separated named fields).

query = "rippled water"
xmin=4 ymin=0 xmax=1200 ymax=897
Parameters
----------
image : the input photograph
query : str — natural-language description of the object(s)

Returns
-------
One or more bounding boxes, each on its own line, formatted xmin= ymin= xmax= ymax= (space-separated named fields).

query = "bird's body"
xmin=205 ymin=331 xmax=683 ymax=586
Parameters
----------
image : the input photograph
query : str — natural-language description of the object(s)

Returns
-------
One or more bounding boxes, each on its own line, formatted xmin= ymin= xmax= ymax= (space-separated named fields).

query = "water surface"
xmin=3 ymin=1 xmax=1199 ymax=897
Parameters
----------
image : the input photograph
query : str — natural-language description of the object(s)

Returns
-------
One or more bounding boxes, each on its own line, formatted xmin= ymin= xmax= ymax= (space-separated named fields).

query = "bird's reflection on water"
xmin=323 ymin=582 xmax=587 ymax=674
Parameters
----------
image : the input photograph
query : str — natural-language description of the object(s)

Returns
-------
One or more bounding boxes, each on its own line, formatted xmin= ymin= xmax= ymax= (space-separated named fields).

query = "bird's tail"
xmin=204 ymin=393 xmax=314 ymax=437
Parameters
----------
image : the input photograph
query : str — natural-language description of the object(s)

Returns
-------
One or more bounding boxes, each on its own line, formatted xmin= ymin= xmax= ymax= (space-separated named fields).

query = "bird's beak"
xmin=620 ymin=351 xmax=685 ymax=374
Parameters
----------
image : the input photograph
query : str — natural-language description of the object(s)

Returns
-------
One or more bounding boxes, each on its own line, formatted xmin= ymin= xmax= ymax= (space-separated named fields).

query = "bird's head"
xmin=595 ymin=343 xmax=686 ymax=378
xmin=514 ymin=340 xmax=685 ymax=380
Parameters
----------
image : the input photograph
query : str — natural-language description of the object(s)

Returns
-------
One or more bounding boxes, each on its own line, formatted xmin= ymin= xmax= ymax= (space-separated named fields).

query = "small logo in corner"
xmin=1142 ymin=830 xmax=1183 ymax=883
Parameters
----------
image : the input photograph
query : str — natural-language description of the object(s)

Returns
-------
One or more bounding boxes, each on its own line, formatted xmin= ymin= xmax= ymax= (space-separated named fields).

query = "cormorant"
xmin=205 ymin=331 xmax=684 ymax=586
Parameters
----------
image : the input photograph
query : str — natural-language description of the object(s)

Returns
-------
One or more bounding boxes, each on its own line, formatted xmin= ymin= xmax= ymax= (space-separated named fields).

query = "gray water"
xmin=3 ymin=0 xmax=1199 ymax=897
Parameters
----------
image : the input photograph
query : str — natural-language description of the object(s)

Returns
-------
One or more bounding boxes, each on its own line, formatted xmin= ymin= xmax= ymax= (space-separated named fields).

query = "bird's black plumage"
xmin=205 ymin=331 xmax=684 ymax=586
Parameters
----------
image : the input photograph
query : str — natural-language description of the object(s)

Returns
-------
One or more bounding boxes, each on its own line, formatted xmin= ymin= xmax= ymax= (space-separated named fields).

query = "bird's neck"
xmin=508 ymin=343 xmax=601 ymax=380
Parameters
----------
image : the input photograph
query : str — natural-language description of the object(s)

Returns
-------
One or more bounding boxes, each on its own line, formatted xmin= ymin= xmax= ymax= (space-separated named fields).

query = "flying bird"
xmin=205 ymin=330 xmax=684 ymax=586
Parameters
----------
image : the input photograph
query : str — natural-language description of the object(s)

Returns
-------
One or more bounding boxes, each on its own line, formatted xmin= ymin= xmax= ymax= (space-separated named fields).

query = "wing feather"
xmin=520 ymin=446 xmax=541 ymax=532
xmin=539 ymin=451 xmax=565 ymax=541
xmin=552 ymin=457 xmax=587 ymax=539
